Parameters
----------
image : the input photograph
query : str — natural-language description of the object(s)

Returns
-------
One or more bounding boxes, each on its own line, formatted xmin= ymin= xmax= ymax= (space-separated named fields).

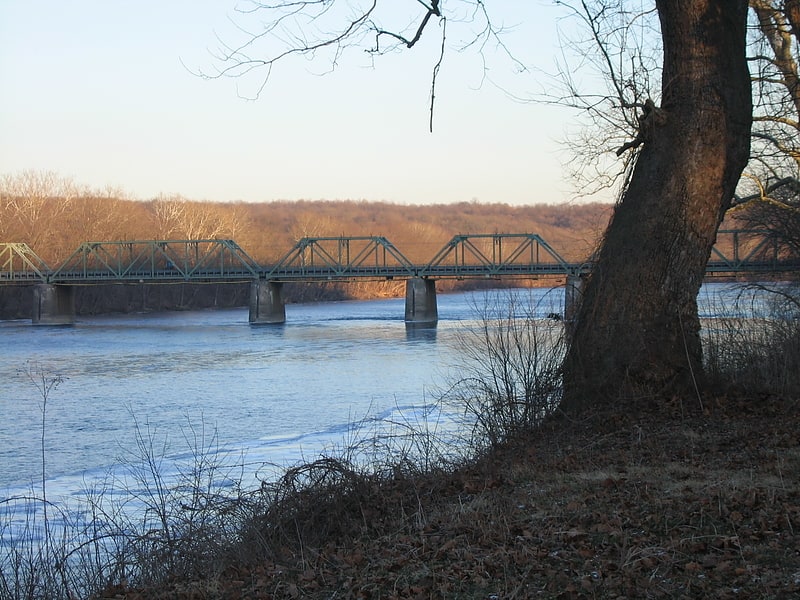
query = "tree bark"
xmin=563 ymin=0 xmax=752 ymax=408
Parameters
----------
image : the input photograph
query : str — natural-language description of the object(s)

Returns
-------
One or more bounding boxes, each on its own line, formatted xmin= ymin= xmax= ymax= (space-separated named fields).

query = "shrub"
xmin=437 ymin=290 xmax=566 ymax=449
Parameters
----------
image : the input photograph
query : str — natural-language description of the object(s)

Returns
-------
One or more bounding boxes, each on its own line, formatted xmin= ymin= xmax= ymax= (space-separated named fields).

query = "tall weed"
xmin=1 ymin=391 xmax=458 ymax=598
xmin=0 ymin=407 xmax=252 ymax=599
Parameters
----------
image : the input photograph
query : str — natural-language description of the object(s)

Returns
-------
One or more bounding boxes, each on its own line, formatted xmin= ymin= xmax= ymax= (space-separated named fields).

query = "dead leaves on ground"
xmin=104 ymin=397 xmax=800 ymax=599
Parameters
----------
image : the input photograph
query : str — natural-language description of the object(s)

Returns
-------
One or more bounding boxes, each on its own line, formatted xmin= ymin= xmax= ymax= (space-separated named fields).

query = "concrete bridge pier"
xmin=405 ymin=277 xmax=438 ymax=325
xmin=249 ymin=280 xmax=286 ymax=324
xmin=32 ymin=284 xmax=75 ymax=325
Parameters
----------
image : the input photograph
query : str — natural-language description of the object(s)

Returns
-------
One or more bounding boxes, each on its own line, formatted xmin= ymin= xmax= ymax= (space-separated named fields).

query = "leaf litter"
xmin=98 ymin=394 xmax=799 ymax=599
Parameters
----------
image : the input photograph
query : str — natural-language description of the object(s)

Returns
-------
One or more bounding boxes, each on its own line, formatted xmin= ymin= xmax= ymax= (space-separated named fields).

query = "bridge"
xmin=0 ymin=230 xmax=795 ymax=325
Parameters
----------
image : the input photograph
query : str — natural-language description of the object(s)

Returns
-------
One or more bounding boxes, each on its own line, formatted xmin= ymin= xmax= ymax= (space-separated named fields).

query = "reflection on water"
xmin=405 ymin=322 xmax=438 ymax=342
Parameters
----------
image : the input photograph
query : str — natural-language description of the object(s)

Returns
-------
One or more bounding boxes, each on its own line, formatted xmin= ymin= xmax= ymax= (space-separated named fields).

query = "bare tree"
xmin=289 ymin=210 xmax=340 ymax=241
xmin=182 ymin=203 xmax=230 ymax=240
xmin=563 ymin=0 xmax=752 ymax=405
xmin=67 ymin=196 xmax=134 ymax=243
xmin=747 ymin=0 xmax=800 ymax=187
xmin=149 ymin=194 xmax=188 ymax=239
xmin=548 ymin=0 xmax=662 ymax=197
xmin=733 ymin=1 xmax=800 ymax=257
xmin=0 ymin=170 xmax=82 ymax=254
xmin=148 ymin=195 xmax=233 ymax=240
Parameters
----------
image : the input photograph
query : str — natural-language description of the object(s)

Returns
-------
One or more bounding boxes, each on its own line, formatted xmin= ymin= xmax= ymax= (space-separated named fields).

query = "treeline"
xmin=0 ymin=171 xmax=611 ymax=265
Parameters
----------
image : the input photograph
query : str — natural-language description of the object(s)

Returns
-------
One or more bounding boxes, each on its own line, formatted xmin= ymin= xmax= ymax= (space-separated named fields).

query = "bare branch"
xmin=540 ymin=0 xmax=661 ymax=196
xmin=197 ymin=1 xmax=526 ymax=132
xmin=429 ymin=17 xmax=446 ymax=132
xmin=371 ymin=0 xmax=440 ymax=50
xmin=741 ymin=0 xmax=800 ymax=227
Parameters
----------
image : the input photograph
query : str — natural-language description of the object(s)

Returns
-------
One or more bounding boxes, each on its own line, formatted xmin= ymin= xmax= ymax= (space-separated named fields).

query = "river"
xmin=0 ymin=287 xmax=568 ymax=493
xmin=0 ymin=282 xmax=764 ymax=515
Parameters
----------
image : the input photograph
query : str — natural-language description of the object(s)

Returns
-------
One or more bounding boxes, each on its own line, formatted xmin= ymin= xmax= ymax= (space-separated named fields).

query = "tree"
xmin=546 ymin=1 xmax=663 ymax=199
xmin=148 ymin=194 xmax=232 ymax=240
xmin=208 ymin=1 xmax=753 ymax=407
xmin=0 ymin=170 xmax=84 ymax=257
xmin=746 ymin=0 xmax=799 ymax=192
xmin=564 ymin=1 xmax=752 ymax=404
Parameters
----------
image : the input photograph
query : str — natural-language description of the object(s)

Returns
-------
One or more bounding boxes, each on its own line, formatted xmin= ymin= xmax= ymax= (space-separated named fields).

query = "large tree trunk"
xmin=563 ymin=0 xmax=752 ymax=408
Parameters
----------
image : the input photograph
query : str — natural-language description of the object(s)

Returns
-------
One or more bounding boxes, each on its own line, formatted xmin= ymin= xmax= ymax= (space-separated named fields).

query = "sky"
xmin=0 ymin=1 xmax=600 ymax=205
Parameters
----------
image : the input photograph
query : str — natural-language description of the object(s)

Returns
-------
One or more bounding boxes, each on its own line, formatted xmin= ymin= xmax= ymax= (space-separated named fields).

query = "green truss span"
xmin=0 ymin=231 xmax=796 ymax=285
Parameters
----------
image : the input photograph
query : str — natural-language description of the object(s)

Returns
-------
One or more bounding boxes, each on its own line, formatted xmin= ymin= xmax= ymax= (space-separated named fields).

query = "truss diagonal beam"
xmin=421 ymin=234 xmax=575 ymax=277
xmin=0 ymin=243 xmax=50 ymax=281
xmin=48 ymin=240 xmax=260 ymax=282
xmin=266 ymin=236 xmax=416 ymax=279
xmin=709 ymin=229 xmax=781 ymax=271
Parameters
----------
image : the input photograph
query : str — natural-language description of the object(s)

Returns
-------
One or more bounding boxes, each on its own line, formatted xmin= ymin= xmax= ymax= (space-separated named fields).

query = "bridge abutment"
xmin=32 ymin=284 xmax=75 ymax=325
xmin=404 ymin=278 xmax=438 ymax=325
xmin=249 ymin=280 xmax=286 ymax=324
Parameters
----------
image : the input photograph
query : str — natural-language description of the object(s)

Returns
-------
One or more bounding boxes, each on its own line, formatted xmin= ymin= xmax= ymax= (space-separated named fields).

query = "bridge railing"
xmin=47 ymin=240 xmax=261 ymax=283
xmin=707 ymin=229 xmax=788 ymax=272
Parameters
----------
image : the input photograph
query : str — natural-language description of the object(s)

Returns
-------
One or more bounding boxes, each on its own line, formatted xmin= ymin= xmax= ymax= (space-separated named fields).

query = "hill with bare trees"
xmin=1 ymin=172 xmax=615 ymax=317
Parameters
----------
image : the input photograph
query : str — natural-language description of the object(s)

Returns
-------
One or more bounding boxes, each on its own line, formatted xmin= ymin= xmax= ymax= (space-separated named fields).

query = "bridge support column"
xmin=32 ymin=284 xmax=75 ymax=325
xmin=564 ymin=274 xmax=584 ymax=338
xmin=249 ymin=280 xmax=285 ymax=324
xmin=405 ymin=278 xmax=438 ymax=325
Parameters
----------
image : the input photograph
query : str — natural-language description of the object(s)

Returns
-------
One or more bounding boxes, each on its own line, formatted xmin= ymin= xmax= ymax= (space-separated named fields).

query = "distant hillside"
xmin=1 ymin=196 xmax=613 ymax=265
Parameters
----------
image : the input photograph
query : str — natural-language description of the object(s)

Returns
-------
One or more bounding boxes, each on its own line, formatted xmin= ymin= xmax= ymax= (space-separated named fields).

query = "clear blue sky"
xmin=0 ymin=1 xmax=596 ymax=205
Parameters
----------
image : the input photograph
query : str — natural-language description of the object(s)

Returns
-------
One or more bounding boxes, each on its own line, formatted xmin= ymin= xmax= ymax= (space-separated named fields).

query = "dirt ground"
xmin=101 ymin=394 xmax=799 ymax=599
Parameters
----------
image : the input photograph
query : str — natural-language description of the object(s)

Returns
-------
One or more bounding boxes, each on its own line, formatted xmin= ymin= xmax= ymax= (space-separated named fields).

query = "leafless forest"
xmin=0 ymin=178 xmax=611 ymax=265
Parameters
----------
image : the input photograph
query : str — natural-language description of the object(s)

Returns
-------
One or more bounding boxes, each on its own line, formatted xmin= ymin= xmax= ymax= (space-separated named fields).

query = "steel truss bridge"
xmin=0 ymin=229 xmax=796 ymax=285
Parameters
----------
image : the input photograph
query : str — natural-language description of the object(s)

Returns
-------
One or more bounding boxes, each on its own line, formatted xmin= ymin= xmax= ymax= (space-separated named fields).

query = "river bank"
xmin=105 ymin=394 xmax=800 ymax=599
xmin=4 ymin=283 xmax=798 ymax=598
